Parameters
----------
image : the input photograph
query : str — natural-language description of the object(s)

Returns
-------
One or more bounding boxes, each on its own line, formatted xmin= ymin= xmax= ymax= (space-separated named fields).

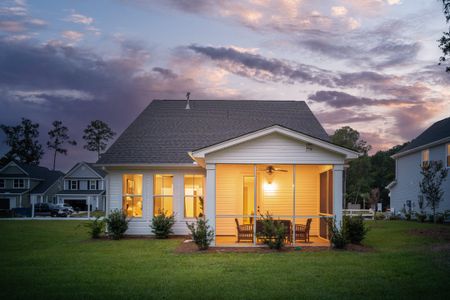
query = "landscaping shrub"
xmin=328 ymin=218 xmax=347 ymax=249
xmin=105 ymin=209 xmax=129 ymax=240
xmin=257 ymin=213 xmax=286 ymax=250
xmin=151 ymin=210 xmax=175 ymax=239
xmin=186 ymin=218 xmax=214 ymax=250
xmin=85 ymin=216 xmax=105 ymax=239
xmin=343 ymin=216 xmax=368 ymax=244
xmin=374 ymin=212 xmax=385 ymax=220
xmin=388 ymin=214 xmax=402 ymax=220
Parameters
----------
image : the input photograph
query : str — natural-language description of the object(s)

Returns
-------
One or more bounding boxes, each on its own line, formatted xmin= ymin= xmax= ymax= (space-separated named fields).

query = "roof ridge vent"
xmin=185 ymin=92 xmax=190 ymax=110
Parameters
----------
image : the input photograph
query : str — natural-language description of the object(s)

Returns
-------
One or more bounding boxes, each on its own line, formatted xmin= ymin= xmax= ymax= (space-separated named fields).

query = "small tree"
xmin=419 ymin=161 xmax=448 ymax=223
xmin=257 ymin=212 xmax=286 ymax=250
xmin=47 ymin=121 xmax=77 ymax=170
xmin=0 ymin=118 xmax=43 ymax=165
xmin=83 ymin=120 xmax=116 ymax=159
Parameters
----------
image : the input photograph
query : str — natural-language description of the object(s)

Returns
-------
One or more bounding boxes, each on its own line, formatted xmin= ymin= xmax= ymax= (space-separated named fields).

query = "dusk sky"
xmin=0 ymin=0 xmax=449 ymax=171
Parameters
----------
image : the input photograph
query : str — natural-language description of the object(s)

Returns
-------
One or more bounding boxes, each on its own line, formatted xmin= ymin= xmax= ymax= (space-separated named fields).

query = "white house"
xmin=97 ymin=100 xmax=358 ymax=246
xmin=388 ymin=117 xmax=450 ymax=214
xmin=56 ymin=162 xmax=106 ymax=211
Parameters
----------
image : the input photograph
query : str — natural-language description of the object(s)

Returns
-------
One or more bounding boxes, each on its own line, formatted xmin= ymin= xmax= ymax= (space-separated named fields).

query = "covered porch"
xmin=213 ymin=164 xmax=338 ymax=247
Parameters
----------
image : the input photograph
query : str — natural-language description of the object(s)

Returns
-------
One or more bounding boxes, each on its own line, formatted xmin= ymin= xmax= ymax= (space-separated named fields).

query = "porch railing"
xmin=342 ymin=209 xmax=374 ymax=220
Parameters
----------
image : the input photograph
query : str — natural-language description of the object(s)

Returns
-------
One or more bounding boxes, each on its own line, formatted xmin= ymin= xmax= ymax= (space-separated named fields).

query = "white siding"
xmin=106 ymin=168 xmax=205 ymax=235
xmin=69 ymin=164 xmax=101 ymax=178
xmin=205 ymin=132 xmax=346 ymax=164
xmin=391 ymin=143 xmax=450 ymax=213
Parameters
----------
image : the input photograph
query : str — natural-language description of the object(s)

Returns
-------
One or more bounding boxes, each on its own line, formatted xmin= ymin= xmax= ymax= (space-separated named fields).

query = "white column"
xmin=31 ymin=195 xmax=35 ymax=218
xmin=333 ymin=164 xmax=344 ymax=228
xmin=87 ymin=196 xmax=91 ymax=219
xmin=146 ymin=173 xmax=154 ymax=220
xmin=205 ymin=164 xmax=216 ymax=246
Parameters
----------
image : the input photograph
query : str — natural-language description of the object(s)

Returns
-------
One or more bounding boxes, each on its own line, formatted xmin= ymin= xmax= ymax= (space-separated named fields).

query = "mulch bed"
xmin=175 ymin=241 xmax=373 ymax=254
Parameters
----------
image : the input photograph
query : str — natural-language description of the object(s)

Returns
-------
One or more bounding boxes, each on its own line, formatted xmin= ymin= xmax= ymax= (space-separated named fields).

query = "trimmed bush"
xmin=374 ymin=212 xmax=385 ymax=220
xmin=151 ymin=210 xmax=175 ymax=239
xmin=328 ymin=218 xmax=347 ymax=249
xmin=85 ymin=216 xmax=105 ymax=239
xmin=186 ymin=218 xmax=214 ymax=250
xmin=105 ymin=209 xmax=129 ymax=240
xmin=343 ymin=216 xmax=368 ymax=244
xmin=257 ymin=213 xmax=285 ymax=250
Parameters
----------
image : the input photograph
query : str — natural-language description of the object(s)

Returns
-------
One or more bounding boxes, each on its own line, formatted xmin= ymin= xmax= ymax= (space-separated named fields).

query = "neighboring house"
xmin=56 ymin=162 xmax=107 ymax=211
xmin=0 ymin=161 xmax=63 ymax=210
xmin=97 ymin=100 xmax=358 ymax=246
xmin=388 ymin=117 xmax=450 ymax=214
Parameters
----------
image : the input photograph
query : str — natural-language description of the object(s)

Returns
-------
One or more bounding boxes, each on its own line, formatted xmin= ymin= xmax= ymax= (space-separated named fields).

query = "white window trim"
xmin=13 ymin=179 xmax=25 ymax=189
xmin=183 ymin=175 xmax=205 ymax=219
xmin=421 ymin=149 xmax=429 ymax=167
xmin=89 ymin=180 xmax=97 ymax=190
xmin=122 ymin=174 xmax=144 ymax=218
xmin=70 ymin=180 xmax=78 ymax=190
xmin=153 ymin=175 xmax=174 ymax=215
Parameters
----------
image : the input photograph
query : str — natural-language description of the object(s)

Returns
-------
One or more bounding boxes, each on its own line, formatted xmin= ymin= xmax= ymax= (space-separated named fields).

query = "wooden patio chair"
xmin=295 ymin=218 xmax=312 ymax=242
xmin=235 ymin=218 xmax=253 ymax=242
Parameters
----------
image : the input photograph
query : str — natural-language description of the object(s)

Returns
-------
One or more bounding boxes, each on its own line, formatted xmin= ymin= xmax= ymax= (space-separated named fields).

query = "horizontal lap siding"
xmin=296 ymin=166 xmax=321 ymax=236
xmin=207 ymin=133 xmax=345 ymax=164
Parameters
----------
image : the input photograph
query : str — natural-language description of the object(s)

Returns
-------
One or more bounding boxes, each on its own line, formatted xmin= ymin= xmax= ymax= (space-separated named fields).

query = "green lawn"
xmin=0 ymin=221 xmax=449 ymax=300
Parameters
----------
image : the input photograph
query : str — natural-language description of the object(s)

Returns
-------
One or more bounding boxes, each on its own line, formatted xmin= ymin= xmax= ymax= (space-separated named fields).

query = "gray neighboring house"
xmin=56 ymin=162 xmax=107 ymax=211
xmin=0 ymin=161 xmax=63 ymax=210
xmin=388 ymin=117 xmax=450 ymax=214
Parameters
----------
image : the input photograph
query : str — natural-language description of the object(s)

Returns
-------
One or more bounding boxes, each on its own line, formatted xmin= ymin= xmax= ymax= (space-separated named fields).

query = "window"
xmin=89 ymin=180 xmax=97 ymax=190
xmin=447 ymin=144 xmax=450 ymax=168
xmin=0 ymin=179 xmax=4 ymax=188
xmin=13 ymin=179 xmax=25 ymax=188
xmin=70 ymin=180 xmax=78 ymax=190
xmin=184 ymin=175 xmax=204 ymax=218
xmin=153 ymin=175 xmax=173 ymax=216
xmin=421 ymin=149 xmax=429 ymax=167
xmin=123 ymin=174 xmax=143 ymax=218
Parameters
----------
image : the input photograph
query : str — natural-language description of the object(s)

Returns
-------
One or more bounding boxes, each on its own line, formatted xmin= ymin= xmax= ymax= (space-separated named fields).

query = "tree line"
xmin=330 ymin=126 xmax=408 ymax=210
xmin=0 ymin=119 xmax=116 ymax=170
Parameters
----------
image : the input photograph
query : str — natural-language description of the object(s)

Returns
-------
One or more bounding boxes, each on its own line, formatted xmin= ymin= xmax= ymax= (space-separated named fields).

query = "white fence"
xmin=342 ymin=209 xmax=375 ymax=220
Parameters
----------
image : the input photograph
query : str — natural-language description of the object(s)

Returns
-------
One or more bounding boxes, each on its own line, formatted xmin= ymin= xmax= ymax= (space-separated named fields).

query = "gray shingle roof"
xmin=397 ymin=117 xmax=450 ymax=154
xmin=97 ymin=100 xmax=330 ymax=164
xmin=15 ymin=163 xmax=63 ymax=194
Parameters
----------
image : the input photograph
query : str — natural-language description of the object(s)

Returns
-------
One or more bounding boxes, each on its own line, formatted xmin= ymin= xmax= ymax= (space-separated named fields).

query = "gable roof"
xmin=97 ymin=100 xmax=332 ymax=165
xmin=191 ymin=125 xmax=359 ymax=161
xmin=65 ymin=162 xmax=107 ymax=178
xmin=393 ymin=117 xmax=450 ymax=158
xmin=0 ymin=161 xmax=63 ymax=194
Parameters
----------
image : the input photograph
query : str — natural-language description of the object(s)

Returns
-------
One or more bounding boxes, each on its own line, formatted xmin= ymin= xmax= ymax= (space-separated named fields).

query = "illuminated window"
xmin=447 ymin=144 xmax=450 ymax=168
xmin=13 ymin=179 xmax=25 ymax=188
xmin=122 ymin=174 xmax=143 ymax=218
xmin=184 ymin=175 xmax=204 ymax=218
xmin=421 ymin=149 xmax=429 ymax=167
xmin=154 ymin=175 xmax=173 ymax=216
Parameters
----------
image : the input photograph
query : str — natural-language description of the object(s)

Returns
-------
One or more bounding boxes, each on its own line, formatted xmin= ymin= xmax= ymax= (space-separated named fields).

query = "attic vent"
xmin=185 ymin=92 xmax=191 ymax=110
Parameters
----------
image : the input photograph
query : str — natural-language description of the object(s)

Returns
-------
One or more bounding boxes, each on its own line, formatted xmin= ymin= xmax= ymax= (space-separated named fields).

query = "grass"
xmin=0 ymin=220 xmax=449 ymax=300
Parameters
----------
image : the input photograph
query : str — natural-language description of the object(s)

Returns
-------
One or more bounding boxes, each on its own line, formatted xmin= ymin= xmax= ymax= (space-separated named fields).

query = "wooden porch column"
xmin=333 ymin=164 xmax=344 ymax=228
xmin=205 ymin=163 xmax=216 ymax=246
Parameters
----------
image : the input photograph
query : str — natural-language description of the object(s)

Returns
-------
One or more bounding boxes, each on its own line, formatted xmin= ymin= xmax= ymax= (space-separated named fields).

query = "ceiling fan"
xmin=265 ymin=165 xmax=288 ymax=175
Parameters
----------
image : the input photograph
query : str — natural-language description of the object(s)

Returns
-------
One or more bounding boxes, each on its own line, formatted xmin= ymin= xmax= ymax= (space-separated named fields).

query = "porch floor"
xmin=215 ymin=235 xmax=330 ymax=247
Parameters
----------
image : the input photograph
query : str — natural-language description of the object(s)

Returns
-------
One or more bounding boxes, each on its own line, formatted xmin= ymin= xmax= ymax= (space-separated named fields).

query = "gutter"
xmin=392 ymin=137 xmax=450 ymax=159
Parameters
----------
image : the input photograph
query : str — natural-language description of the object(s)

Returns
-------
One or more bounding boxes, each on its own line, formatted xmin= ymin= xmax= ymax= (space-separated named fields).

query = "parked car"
xmin=34 ymin=203 xmax=73 ymax=217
